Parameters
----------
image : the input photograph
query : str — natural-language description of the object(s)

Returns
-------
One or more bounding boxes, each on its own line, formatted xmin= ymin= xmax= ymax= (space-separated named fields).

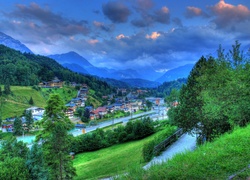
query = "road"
xmin=17 ymin=107 xmax=167 ymax=143
xmin=143 ymin=133 xmax=197 ymax=169
xmin=70 ymin=110 xmax=157 ymax=136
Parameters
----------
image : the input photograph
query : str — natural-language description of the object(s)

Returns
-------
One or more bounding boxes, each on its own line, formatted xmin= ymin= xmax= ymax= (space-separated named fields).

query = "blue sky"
xmin=0 ymin=0 xmax=250 ymax=71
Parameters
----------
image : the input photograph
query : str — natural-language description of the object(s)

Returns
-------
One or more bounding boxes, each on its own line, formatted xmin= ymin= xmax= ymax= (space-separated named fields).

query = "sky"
xmin=0 ymin=0 xmax=250 ymax=72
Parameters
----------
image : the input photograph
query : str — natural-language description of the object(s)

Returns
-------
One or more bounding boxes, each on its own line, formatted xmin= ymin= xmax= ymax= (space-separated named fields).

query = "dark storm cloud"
xmin=1 ymin=3 xmax=90 ymax=44
xmin=102 ymin=1 xmax=131 ymax=23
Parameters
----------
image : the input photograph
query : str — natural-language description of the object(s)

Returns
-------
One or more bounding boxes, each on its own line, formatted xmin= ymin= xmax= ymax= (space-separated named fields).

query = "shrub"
xmin=142 ymin=140 xmax=156 ymax=162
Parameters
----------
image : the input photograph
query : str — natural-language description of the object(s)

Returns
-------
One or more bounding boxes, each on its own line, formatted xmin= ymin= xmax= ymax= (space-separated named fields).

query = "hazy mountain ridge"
xmin=0 ymin=32 xmax=33 ymax=54
xmin=156 ymin=64 xmax=194 ymax=83
xmin=120 ymin=78 xmax=161 ymax=88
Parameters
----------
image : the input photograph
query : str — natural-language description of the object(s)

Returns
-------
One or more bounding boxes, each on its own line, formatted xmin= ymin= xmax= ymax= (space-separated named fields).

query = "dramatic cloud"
xmin=1 ymin=3 xmax=90 ymax=45
xmin=102 ymin=1 xmax=131 ymax=23
xmin=208 ymin=0 xmax=250 ymax=28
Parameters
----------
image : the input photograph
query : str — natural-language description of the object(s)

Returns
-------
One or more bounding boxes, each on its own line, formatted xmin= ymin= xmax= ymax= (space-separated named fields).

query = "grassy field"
xmin=0 ymin=86 xmax=77 ymax=119
xmin=120 ymin=125 xmax=250 ymax=179
xmin=73 ymin=125 xmax=176 ymax=180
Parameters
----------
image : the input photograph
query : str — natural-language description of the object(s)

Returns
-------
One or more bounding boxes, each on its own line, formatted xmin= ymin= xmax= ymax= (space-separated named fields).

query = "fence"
xmin=153 ymin=128 xmax=184 ymax=156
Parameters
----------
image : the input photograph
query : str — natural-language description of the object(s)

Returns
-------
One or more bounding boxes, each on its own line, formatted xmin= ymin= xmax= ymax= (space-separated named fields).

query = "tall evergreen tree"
xmin=37 ymin=94 xmax=76 ymax=180
xmin=25 ymin=110 xmax=34 ymax=133
xmin=13 ymin=117 xmax=23 ymax=136
xmin=3 ymin=79 xmax=11 ymax=95
xmin=29 ymin=96 xmax=34 ymax=105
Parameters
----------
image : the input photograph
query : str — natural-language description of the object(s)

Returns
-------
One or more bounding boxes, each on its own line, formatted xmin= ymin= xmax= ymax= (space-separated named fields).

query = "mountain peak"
xmin=49 ymin=51 xmax=94 ymax=68
xmin=0 ymin=32 xmax=33 ymax=54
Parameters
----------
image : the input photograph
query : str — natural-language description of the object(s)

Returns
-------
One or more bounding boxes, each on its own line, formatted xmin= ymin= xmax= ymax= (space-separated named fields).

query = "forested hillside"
xmin=150 ymin=78 xmax=187 ymax=98
xmin=0 ymin=45 xmax=115 ymax=97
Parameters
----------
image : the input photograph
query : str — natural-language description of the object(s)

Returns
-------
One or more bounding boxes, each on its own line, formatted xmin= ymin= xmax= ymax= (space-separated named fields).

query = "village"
xmin=1 ymin=77 xmax=165 ymax=132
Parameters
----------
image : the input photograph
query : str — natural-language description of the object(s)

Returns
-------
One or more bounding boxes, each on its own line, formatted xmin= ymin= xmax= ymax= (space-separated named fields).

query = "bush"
xmin=142 ymin=140 xmax=156 ymax=162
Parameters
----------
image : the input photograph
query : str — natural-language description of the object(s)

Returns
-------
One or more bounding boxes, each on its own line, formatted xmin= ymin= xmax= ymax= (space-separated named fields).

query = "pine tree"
xmin=13 ymin=117 xmax=23 ymax=136
xmin=3 ymin=80 xmax=11 ymax=95
xmin=29 ymin=97 xmax=34 ymax=105
xmin=25 ymin=110 xmax=34 ymax=133
xmin=37 ymin=94 xmax=76 ymax=180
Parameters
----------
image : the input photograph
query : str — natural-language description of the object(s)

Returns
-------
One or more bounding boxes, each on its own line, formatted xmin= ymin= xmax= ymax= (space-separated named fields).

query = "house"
xmin=89 ymin=111 xmax=97 ymax=120
xmin=145 ymin=97 xmax=164 ymax=106
xmin=70 ymin=98 xmax=82 ymax=106
xmin=1 ymin=124 xmax=13 ymax=132
xmin=65 ymin=108 xmax=74 ymax=118
xmin=26 ymin=107 xmax=45 ymax=116
xmin=106 ymin=105 xmax=114 ymax=113
xmin=96 ymin=107 xmax=107 ymax=117
xmin=39 ymin=77 xmax=63 ymax=88
xmin=65 ymin=103 xmax=77 ymax=112
xmin=113 ymin=103 xmax=124 ymax=110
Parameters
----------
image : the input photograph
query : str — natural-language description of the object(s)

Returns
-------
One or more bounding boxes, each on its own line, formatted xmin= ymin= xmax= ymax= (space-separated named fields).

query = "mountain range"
xmin=0 ymin=31 xmax=194 ymax=87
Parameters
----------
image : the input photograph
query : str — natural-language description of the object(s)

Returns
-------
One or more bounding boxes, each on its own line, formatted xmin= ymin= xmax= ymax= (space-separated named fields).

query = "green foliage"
xmin=26 ymin=143 xmax=49 ymax=180
xmin=0 ymin=136 xmax=29 ymax=160
xmin=169 ymin=41 xmax=250 ymax=142
xmin=142 ymin=140 xmax=156 ymax=162
xmin=0 ymin=136 xmax=30 ymax=179
xmin=0 ymin=157 xmax=30 ymax=180
xmin=72 ymin=117 xmax=155 ymax=154
xmin=151 ymin=78 xmax=187 ymax=98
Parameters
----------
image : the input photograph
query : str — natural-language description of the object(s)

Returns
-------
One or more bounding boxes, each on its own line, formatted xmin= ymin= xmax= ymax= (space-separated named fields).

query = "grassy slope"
xmin=1 ymin=86 xmax=78 ymax=119
xmin=73 ymin=125 xmax=176 ymax=180
xmin=124 ymin=125 xmax=250 ymax=180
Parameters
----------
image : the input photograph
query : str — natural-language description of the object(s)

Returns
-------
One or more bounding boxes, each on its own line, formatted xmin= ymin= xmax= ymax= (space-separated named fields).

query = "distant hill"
xmin=156 ymin=64 xmax=194 ymax=83
xmin=151 ymin=78 xmax=187 ymax=97
xmin=0 ymin=31 xmax=33 ymax=54
xmin=120 ymin=78 xmax=161 ymax=88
